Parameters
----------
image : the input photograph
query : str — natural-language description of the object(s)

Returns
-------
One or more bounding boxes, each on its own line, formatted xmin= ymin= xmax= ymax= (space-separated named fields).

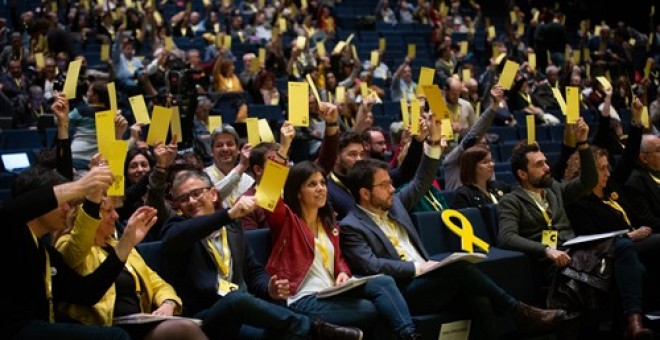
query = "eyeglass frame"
xmin=173 ymin=186 xmax=212 ymax=205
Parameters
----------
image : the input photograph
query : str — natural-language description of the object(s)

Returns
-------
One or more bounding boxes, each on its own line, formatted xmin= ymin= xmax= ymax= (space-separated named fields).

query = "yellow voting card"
xmin=422 ymin=85 xmax=450 ymax=120
xmin=258 ymin=48 xmax=266 ymax=64
xmin=379 ymin=38 xmax=386 ymax=51
xmin=551 ymin=87 xmax=567 ymax=115
xmin=278 ymin=18 xmax=287 ymax=32
xmin=129 ymin=95 xmax=151 ymax=124
xmin=256 ymin=160 xmax=290 ymax=212
xmin=494 ymin=52 xmax=506 ymax=65
xmin=441 ymin=118 xmax=454 ymax=140
xmin=370 ymin=50 xmax=379 ymax=67
xmin=360 ymin=82 xmax=369 ymax=98
xmin=644 ymin=58 xmax=653 ymax=79
xmin=35 ymin=53 xmax=45 ymax=69
xmin=251 ymin=57 xmax=260 ymax=73
xmin=301 ymin=0 xmax=308 ymax=7
xmin=641 ymin=106 xmax=650 ymax=128
xmin=258 ymin=119 xmax=275 ymax=142
xmin=63 ymin=60 xmax=82 ymax=99
xmin=459 ymin=41 xmax=468 ymax=55
xmin=487 ymin=26 xmax=496 ymax=40
xmin=101 ymin=44 xmax=110 ymax=62
xmin=306 ymin=74 xmax=321 ymax=105
xmin=566 ymin=86 xmax=580 ymax=124
xmin=528 ymin=52 xmax=536 ymax=71
xmin=350 ymin=44 xmax=358 ymax=61
xmin=526 ymin=115 xmax=536 ymax=144
xmin=332 ymin=41 xmax=346 ymax=55
xmin=407 ymin=44 xmax=416 ymax=59
xmin=108 ymin=82 xmax=118 ymax=114
xmin=170 ymin=106 xmax=182 ymax=142
xmin=316 ymin=41 xmax=326 ymax=57
xmin=146 ymin=106 xmax=172 ymax=145
xmin=247 ymin=117 xmax=260 ymax=146
xmin=517 ymin=23 xmax=525 ymax=36
xmin=462 ymin=69 xmax=471 ymax=83
xmin=296 ymin=36 xmax=306 ymax=50
xmin=95 ymin=110 xmax=116 ymax=157
xmin=497 ymin=60 xmax=520 ymax=90
xmin=107 ymin=140 xmax=129 ymax=197
xmin=335 ymin=86 xmax=345 ymax=104
xmin=208 ymin=115 xmax=222 ymax=132
xmin=416 ymin=67 xmax=435 ymax=95
xmin=223 ymin=35 xmax=232 ymax=50
xmin=288 ymin=82 xmax=309 ymax=127
xmin=164 ymin=36 xmax=174 ymax=51
xmin=346 ymin=33 xmax=355 ymax=46
xmin=596 ymin=76 xmax=612 ymax=91
xmin=509 ymin=11 xmax=516 ymax=23
xmin=410 ymin=98 xmax=420 ymax=135
xmin=400 ymin=98 xmax=409 ymax=128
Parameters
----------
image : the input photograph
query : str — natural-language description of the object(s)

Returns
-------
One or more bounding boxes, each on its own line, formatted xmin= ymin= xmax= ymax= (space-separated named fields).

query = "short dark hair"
xmin=361 ymin=126 xmax=384 ymax=144
xmin=459 ymin=145 xmax=491 ymax=186
xmin=338 ymin=131 xmax=363 ymax=152
xmin=12 ymin=165 xmax=68 ymax=198
xmin=124 ymin=147 xmax=155 ymax=177
xmin=283 ymin=161 xmax=335 ymax=227
xmin=248 ymin=142 xmax=278 ymax=174
xmin=510 ymin=141 xmax=541 ymax=182
xmin=345 ymin=159 xmax=389 ymax=203
xmin=210 ymin=124 xmax=240 ymax=146
xmin=90 ymin=80 xmax=110 ymax=109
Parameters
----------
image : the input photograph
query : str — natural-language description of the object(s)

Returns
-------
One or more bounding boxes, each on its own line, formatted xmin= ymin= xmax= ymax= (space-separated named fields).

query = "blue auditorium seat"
xmin=1 ymin=129 xmax=43 ymax=149
xmin=487 ymin=126 xmax=519 ymax=143
xmin=248 ymin=105 xmax=283 ymax=121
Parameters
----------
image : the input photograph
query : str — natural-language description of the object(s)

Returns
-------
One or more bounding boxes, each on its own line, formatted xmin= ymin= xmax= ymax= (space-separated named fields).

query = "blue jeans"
xmin=194 ymin=291 xmax=311 ymax=340
xmin=290 ymin=275 xmax=416 ymax=338
xmin=401 ymin=261 xmax=518 ymax=340
xmin=13 ymin=320 xmax=130 ymax=340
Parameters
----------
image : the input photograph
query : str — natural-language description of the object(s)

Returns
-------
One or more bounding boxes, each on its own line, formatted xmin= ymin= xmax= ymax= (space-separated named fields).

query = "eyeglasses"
xmin=371 ymin=180 xmax=393 ymax=190
xmin=173 ymin=187 xmax=211 ymax=205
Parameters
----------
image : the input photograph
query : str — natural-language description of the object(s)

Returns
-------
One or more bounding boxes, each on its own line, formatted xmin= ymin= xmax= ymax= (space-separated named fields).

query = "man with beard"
xmin=339 ymin=115 xmax=570 ymax=339
xmin=498 ymin=120 xmax=652 ymax=338
xmin=361 ymin=126 xmax=388 ymax=160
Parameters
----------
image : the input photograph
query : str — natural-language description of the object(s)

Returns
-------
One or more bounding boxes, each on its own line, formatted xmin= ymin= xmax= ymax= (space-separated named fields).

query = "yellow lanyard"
xmin=314 ymin=223 xmax=334 ymax=278
xmin=650 ymin=172 xmax=660 ymax=185
xmin=31 ymin=230 xmax=54 ymax=323
xmin=423 ymin=191 xmax=443 ymax=211
xmin=519 ymin=92 xmax=531 ymax=105
xmin=384 ymin=218 xmax=407 ymax=260
xmin=450 ymin=104 xmax=461 ymax=122
xmin=603 ymin=198 xmax=631 ymax=227
xmin=329 ymin=172 xmax=350 ymax=192
xmin=530 ymin=196 xmax=553 ymax=229
xmin=489 ymin=192 xmax=499 ymax=204
xmin=207 ymin=228 xmax=231 ymax=277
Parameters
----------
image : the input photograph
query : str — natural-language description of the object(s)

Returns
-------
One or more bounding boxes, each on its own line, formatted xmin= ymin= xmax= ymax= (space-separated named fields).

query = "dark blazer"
xmin=1 ymin=188 xmax=124 ymax=337
xmin=161 ymin=210 xmax=270 ymax=316
xmin=339 ymin=153 xmax=439 ymax=282
xmin=625 ymin=168 xmax=660 ymax=231
xmin=450 ymin=181 xmax=510 ymax=209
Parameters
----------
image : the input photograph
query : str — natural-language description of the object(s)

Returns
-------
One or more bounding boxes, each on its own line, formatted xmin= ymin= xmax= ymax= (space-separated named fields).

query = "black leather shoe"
xmin=512 ymin=302 xmax=570 ymax=332
xmin=311 ymin=319 xmax=363 ymax=340
xmin=400 ymin=332 xmax=423 ymax=340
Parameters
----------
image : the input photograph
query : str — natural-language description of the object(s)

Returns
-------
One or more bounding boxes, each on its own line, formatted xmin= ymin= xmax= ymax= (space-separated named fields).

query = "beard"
xmin=370 ymin=193 xmax=393 ymax=211
xmin=370 ymin=151 xmax=385 ymax=161
xmin=530 ymin=172 xmax=553 ymax=189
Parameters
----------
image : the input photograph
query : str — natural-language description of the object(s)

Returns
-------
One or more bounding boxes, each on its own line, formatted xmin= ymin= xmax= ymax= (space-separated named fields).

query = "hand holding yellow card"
xmin=146 ymin=106 xmax=172 ymax=145
xmin=332 ymin=41 xmax=347 ymax=55
xmin=596 ymin=76 xmax=612 ymax=91
xmin=526 ymin=115 xmax=536 ymax=144
xmin=255 ymin=160 xmax=290 ymax=211
xmin=107 ymin=140 xmax=129 ymax=197
xmin=63 ymin=60 xmax=82 ymax=99
xmin=497 ymin=60 xmax=520 ymax=90
xmin=247 ymin=117 xmax=260 ymax=146
xmin=565 ymin=86 xmax=580 ymax=124
xmin=95 ymin=110 xmax=116 ymax=158
xmin=288 ymin=82 xmax=309 ymax=127
xmin=129 ymin=95 xmax=151 ymax=124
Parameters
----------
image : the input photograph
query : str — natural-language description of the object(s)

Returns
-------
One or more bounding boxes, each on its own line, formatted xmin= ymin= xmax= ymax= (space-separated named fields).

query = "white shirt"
xmin=287 ymin=230 xmax=335 ymax=305
xmin=204 ymin=165 xmax=255 ymax=209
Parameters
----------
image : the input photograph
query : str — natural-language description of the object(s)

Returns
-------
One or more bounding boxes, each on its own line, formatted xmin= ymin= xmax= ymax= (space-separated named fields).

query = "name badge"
xmin=542 ymin=230 xmax=558 ymax=249
xmin=218 ymin=279 xmax=239 ymax=296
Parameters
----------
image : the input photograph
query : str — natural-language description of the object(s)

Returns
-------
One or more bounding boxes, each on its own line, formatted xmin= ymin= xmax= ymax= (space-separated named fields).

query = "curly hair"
xmin=563 ymin=146 xmax=608 ymax=181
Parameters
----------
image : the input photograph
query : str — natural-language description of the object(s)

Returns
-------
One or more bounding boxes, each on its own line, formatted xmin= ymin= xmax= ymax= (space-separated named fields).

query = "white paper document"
xmin=418 ymin=252 xmax=487 ymax=277
xmin=113 ymin=313 xmax=203 ymax=325
xmin=316 ymin=274 xmax=383 ymax=299
xmin=562 ymin=230 xmax=628 ymax=246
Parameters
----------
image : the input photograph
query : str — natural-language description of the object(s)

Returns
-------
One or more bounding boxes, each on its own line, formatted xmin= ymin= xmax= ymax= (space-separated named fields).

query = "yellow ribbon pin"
xmin=441 ymin=209 xmax=490 ymax=253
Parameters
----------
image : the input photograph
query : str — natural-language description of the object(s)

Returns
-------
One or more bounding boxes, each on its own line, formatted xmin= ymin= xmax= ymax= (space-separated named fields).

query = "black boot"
xmin=511 ymin=302 xmax=570 ymax=332
xmin=310 ymin=319 xmax=363 ymax=340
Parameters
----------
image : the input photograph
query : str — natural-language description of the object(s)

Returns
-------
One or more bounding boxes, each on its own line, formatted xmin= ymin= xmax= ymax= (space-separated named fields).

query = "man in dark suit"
xmin=625 ymin=134 xmax=660 ymax=231
xmin=161 ymin=170 xmax=361 ymax=340
xmin=339 ymin=116 xmax=568 ymax=339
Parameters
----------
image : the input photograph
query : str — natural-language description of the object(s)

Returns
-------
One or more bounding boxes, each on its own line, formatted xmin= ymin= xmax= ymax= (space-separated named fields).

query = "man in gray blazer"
xmin=339 ymin=116 xmax=567 ymax=340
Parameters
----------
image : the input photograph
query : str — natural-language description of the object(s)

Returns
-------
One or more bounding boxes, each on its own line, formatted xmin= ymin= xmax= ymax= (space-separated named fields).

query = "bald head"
xmin=639 ymin=135 xmax=660 ymax=171
xmin=446 ymin=77 xmax=463 ymax=105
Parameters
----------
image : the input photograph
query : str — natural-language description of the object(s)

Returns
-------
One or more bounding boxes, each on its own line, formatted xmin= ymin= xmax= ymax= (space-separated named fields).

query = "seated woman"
xmin=450 ymin=145 xmax=510 ymax=209
xmin=212 ymin=57 xmax=247 ymax=122
xmin=507 ymin=76 xmax=560 ymax=126
xmin=55 ymin=193 xmax=207 ymax=340
xmin=263 ymin=156 xmax=420 ymax=339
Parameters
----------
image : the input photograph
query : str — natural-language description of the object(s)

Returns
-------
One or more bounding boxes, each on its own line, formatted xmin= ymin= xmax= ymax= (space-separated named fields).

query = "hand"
xmin=545 ymin=248 xmax=571 ymax=267
xmin=319 ymin=101 xmax=339 ymax=124
xmin=152 ymin=301 xmax=176 ymax=316
xmin=418 ymin=260 xmax=439 ymax=275
xmin=428 ymin=115 xmax=442 ymax=142
xmin=129 ymin=123 xmax=143 ymax=143
xmin=603 ymin=85 xmax=613 ymax=98
xmin=121 ymin=206 xmax=158 ymax=247
xmin=153 ymin=136 xmax=178 ymax=169
xmin=227 ymin=195 xmax=257 ymax=219
xmin=278 ymin=120 xmax=295 ymax=155
xmin=627 ymin=226 xmax=652 ymax=242
xmin=631 ymin=97 xmax=643 ymax=123
xmin=114 ymin=111 xmax=129 ymax=139
xmin=77 ymin=165 xmax=113 ymax=199
xmin=237 ymin=143 xmax=252 ymax=170
xmin=50 ymin=93 xmax=69 ymax=125
xmin=573 ymin=117 xmax=589 ymax=143
xmin=335 ymin=272 xmax=350 ymax=285
xmin=268 ymin=275 xmax=291 ymax=300
xmin=413 ymin=116 xmax=429 ymax=142
xmin=489 ymin=85 xmax=504 ymax=108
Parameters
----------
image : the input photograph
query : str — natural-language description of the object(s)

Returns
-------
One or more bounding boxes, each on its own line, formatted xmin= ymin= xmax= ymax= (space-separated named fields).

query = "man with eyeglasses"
xmin=625 ymin=134 xmax=660 ymax=231
xmin=161 ymin=170 xmax=362 ymax=340
xmin=339 ymin=114 xmax=570 ymax=339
